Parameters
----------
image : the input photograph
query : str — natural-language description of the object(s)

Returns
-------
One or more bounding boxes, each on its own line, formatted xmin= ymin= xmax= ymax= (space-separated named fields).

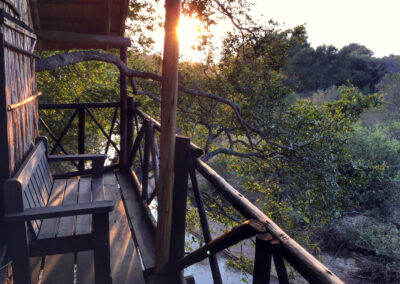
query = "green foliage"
xmin=36 ymin=3 xmax=400 ymax=281
xmin=323 ymin=216 xmax=400 ymax=282
xmin=220 ymin=86 xmax=381 ymax=245
xmin=377 ymin=73 xmax=400 ymax=114
xmin=37 ymin=51 xmax=122 ymax=164
xmin=345 ymin=122 xmax=400 ymax=213
xmin=286 ymin=43 xmax=386 ymax=94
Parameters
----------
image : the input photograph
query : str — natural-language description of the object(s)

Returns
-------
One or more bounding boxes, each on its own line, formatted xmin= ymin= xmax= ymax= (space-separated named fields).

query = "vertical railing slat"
xmin=272 ymin=239 xmax=289 ymax=284
xmin=253 ymin=233 xmax=273 ymax=284
xmin=188 ymin=157 xmax=223 ymax=284
xmin=78 ymin=105 xmax=85 ymax=171
xmin=141 ymin=119 xmax=151 ymax=201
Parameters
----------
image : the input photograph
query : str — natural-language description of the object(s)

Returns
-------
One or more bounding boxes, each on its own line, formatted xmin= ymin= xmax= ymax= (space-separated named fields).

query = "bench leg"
xmin=8 ymin=222 xmax=32 ymax=284
xmin=93 ymin=212 xmax=112 ymax=284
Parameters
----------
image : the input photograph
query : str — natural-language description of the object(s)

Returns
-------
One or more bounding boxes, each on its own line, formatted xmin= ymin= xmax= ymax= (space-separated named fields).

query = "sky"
xmin=153 ymin=0 xmax=400 ymax=60
xmin=252 ymin=0 xmax=400 ymax=57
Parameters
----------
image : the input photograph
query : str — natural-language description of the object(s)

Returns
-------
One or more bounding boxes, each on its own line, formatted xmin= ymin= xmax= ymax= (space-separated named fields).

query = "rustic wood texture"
xmin=155 ymin=0 xmax=181 ymax=272
xmin=0 ymin=0 xmax=32 ymax=24
xmin=1 ymin=6 xmax=38 ymax=176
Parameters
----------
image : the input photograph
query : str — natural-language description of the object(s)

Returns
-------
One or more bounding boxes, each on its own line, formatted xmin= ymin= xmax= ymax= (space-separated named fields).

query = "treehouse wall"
xmin=0 ymin=0 xmax=37 ymax=174
xmin=0 ymin=0 xmax=37 ymax=238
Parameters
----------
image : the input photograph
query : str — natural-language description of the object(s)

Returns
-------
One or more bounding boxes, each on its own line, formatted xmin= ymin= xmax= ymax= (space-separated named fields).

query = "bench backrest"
xmin=4 ymin=140 xmax=53 ymax=237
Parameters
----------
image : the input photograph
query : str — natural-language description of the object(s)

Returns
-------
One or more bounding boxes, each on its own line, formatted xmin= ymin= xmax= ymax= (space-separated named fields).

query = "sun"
xmin=151 ymin=13 xmax=207 ymax=62
xmin=177 ymin=16 xmax=204 ymax=61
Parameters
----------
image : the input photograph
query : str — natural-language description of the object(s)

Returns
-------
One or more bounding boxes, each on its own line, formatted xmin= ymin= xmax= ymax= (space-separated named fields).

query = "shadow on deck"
xmin=29 ymin=171 xmax=149 ymax=284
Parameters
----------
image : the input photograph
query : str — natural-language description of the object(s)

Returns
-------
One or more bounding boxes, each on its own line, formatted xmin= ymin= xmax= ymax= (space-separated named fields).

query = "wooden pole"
xmin=78 ymin=105 xmax=85 ymax=171
xmin=155 ymin=0 xmax=180 ymax=272
xmin=253 ymin=233 xmax=273 ymax=284
xmin=126 ymin=97 xmax=134 ymax=158
xmin=188 ymin=157 xmax=222 ymax=284
xmin=176 ymin=220 xmax=266 ymax=271
xmin=0 ymin=33 xmax=10 ymax=240
xmin=141 ymin=119 xmax=152 ymax=201
xmin=169 ymin=135 xmax=190 ymax=281
xmin=271 ymin=239 xmax=289 ymax=284
xmin=119 ymin=47 xmax=128 ymax=167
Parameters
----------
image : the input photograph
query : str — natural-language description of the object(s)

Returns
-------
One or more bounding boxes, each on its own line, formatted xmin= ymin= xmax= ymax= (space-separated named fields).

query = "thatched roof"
xmin=32 ymin=0 xmax=130 ymax=50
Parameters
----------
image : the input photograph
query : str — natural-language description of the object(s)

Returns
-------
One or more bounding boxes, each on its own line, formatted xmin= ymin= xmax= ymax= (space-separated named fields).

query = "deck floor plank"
xmin=107 ymin=172 xmax=144 ymax=284
xmin=40 ymin=253 xmax=74 ymax=284
xmin=31 ymin=172 xmax=146 ymax=284
xmin=116 ymin=170 xmax=156 ymax=271
xmin=76 ymin=172 xmax=145 ymax=284
xmin=30 ymin=256 xmax=42 ymax=284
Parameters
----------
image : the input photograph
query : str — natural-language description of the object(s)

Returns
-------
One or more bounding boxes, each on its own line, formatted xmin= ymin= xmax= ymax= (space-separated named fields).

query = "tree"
xmin=285 ymin=43 xmax=386 ymax=94
xmin=377 ymin=73 xmax=400 ymax=114
xmin=35 ymin=0 xmax=382 ymax=260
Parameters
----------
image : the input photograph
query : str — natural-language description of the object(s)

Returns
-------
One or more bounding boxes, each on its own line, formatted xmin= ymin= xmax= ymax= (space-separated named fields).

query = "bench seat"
xmin=3 ymin=138 xmax=114 ymax=284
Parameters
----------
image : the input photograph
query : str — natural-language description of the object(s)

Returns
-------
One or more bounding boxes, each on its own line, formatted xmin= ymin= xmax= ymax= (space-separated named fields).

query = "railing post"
xmin=253 ymin=233 xmax=273 ymax=284
xmin=119 ymin=46 xmax=128 ymax=167
xmin=169 ymin=135 xmax=190 ymax=281
xmin=78 ymin=105 xmax=85 ymax=171
xmin=127 ymin=97 xmax=134 ymax=160
xmin=189 ymin=156 xmax=223 ymax=284
xmin=271 ymin=239 xmax=289 ymax=284
xmin=141 ymin=119 xmax=152 ymax=201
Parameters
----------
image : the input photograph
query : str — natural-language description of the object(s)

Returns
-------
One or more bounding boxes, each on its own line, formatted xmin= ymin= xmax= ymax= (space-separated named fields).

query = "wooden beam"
xmin=155 ymin=0 xmax=181 ymax=273
xmin=169 ymin=136 xmax=190 ymax=280
xmin=30 ymin=0 xmax=41 ymax=29
xmin=0 ymin=34 xmax=10 ymax=240
xmin=119 ymin=47 xmax=128 ymax=166
xmin=35 ymin=30 xmax=131 ymax=50
xmin=119 ymin=0 xmax=129 ymax=35
xmin=104 ymin=0 xmax=112 ymax=35
xmin=176 ymin=220 xmax=266 ymax=271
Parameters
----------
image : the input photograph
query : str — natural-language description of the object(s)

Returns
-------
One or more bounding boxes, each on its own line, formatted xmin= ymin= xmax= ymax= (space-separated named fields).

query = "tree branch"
xmin=36 ymin=50 xmax=256 ymax=136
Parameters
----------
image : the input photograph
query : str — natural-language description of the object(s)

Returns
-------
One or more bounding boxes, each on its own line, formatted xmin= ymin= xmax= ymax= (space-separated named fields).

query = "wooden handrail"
xmin=38 ymin=102 xmax=120 ymax=171
xmin=134 ymin=107 xmax=343 ymax=283
xmin=135 ymin=107 xmax=203 ymax=157
xmin=193 ymin=158 xmax=343 ymax=284
xmin=39 ymin=102 xmax=120 ymax=109
xmin=7 ymin=92 xmax=41 ymax=111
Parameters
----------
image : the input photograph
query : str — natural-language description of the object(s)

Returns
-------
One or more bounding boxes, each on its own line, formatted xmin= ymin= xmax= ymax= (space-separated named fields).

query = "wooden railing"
xmin=38 ymin=100 xmax=343 ymax=283
xmin=39 ymin=102 xmax=120 ymax=175
xmin=126 ymin=101 xmax=343 ymax=284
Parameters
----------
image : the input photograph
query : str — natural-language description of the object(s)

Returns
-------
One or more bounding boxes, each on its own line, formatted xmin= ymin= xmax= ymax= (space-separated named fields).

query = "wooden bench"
xmin=3 ymin=137 xmax=114 ymax=284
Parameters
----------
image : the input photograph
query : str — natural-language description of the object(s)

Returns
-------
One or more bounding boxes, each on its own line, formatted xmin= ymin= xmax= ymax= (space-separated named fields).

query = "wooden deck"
xmin=29 ymin=171 xmax=146 ymax=284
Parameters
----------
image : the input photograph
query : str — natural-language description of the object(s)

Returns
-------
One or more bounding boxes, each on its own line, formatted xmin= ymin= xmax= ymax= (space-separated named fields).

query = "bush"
xmin=345 ymin=123 xmax=400 ymax=214
xmin=319 ymin=216 xmax=400 ymax=282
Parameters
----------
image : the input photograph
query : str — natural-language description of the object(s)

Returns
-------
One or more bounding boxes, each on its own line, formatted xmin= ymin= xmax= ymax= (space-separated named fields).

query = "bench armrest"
xmin=5 ymin=200 xmax=114 ymax=222
xmin=48 ymin=154 xmax=107 ymax=177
